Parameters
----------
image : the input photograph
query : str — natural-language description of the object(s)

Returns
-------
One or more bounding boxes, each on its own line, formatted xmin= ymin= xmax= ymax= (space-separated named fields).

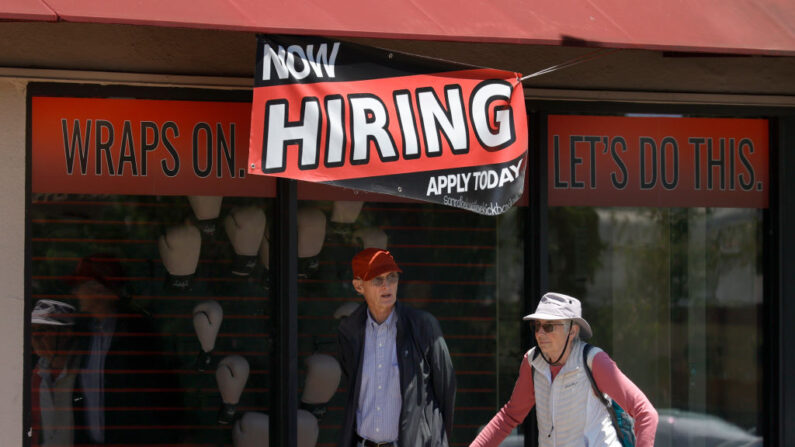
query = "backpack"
xmin=582 ymin=344 xmax=636 ymax=447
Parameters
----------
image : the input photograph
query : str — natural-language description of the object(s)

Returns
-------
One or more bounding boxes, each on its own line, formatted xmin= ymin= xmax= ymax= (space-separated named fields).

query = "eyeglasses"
xmin=369 ymin=272 xmax=399 ymax=287
xmin=533 ymin=321 xmax=567 ymax=333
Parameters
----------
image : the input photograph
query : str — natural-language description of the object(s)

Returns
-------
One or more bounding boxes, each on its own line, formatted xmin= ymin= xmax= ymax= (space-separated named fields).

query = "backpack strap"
xmin=530 ymin=347 xmax=541 ymax=362
xmin=582 ymin=343 xmax=626 ymax=446
xmin=526 ymin=347 xmax=543 ymax=392
xmin=527 ymin=347 xmax=539 ymax=375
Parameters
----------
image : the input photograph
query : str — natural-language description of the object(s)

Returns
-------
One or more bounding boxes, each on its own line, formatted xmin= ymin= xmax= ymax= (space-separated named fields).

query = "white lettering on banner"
xmin=426 ymin=158 xmax=523 ymax=196
xmin=260 ymin=80 xmax=518 ymax=174
xmin=263 ymin=98 xmax=321 ymax=171
xmin=261 ymin=42 xmax=340 ymax=81
xmin=350 ymin=95 xmax=399 ymax=164
xmin=470 ymin=81 xmax=515 ymax=149
xmin=324 ymin=96 xmax=346 ymax=166
xmin=426 ymin=172 xmax=472 ymax=196
xmin=442 ymin=195 xmax=515 ymax=216
xmin=418 ymin=86 xmax=468 ymax=155
xmin=394 ymin=91 xmax=420 ymax=159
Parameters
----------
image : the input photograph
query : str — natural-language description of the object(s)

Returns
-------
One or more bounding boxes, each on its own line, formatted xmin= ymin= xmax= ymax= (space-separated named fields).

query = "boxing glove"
xmin=225 ymin=206 xmax=267 ymax=276
xmin=233 ymin=412 xmax=269 ymax=447
xmin=216 ymin=355 xmax=250 ymax=424
xmin=297 ymin=409 xmax=319 ymax=447
xmin=353 ymin=226 xmax=388 ymax=250
xmin=297 ymin=207 xmax=326 ymax=279
xmin=300 ymin=353 xmax=342 ymax=421
xmin=330 ymin=201 xmax=364 ymax=224
xmin=333 ymin=302 xmax=361 ymax=320
xmin=158 ymin=222 xmax=201 ymax=291
xmin=188 ymin=195 xmax=223 ymax=237
xmin=297 ymin=207 xmax=326 ymax=258
xmin=193 ymin=300 xmax=223 ymax=371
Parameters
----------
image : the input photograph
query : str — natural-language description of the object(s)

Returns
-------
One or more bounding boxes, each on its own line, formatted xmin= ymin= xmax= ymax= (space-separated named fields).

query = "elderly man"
xmin=69 ymin=254 xmax=181 ymax=445
xmin=338 ymin=248 xmax=456 ymax=447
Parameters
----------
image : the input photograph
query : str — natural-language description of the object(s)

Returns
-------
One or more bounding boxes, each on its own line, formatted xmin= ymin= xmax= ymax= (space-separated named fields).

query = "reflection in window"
xmin=549 ymin=206 xmax=764 ymax=446
xmin=29 ymin=194 xmax=272 ymax=446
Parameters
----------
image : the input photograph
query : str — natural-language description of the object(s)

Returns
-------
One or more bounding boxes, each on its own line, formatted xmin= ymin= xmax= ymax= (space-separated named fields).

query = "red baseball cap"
xmin=352 ymin=248 xmax=402 ymax=281
xmin=70 ymin=253 xmax=124 ymax=292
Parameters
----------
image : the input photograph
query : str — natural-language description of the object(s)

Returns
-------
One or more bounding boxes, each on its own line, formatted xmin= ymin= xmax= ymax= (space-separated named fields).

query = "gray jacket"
xmin=337 ymin=301 xmax=456 ymax=447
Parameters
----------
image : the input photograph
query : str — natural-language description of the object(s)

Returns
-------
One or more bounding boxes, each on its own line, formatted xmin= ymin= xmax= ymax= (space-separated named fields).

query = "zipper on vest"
xmin=547 ymin=425 xmax=553 ymax=438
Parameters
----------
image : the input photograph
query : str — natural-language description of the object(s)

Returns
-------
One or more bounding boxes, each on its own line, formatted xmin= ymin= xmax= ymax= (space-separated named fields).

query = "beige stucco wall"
xmin=0 ymin=79 xmax=26 ymax=445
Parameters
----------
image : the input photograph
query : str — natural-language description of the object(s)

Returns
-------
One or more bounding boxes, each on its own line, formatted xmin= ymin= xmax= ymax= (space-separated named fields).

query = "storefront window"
xmin=28 ymin=193 xmax=273 ymax=446
xmin=26 ymin=87 xmax=529 ymax=447
xmin=545 ymin=111 xmax=768 ymax=446
xmin=549 ymin=205 xmax=764 ymax=445
xmin=295 ymin=192 xmax=525 ymax=446
xmin=26 ymin=89 xmax=281 ymax=446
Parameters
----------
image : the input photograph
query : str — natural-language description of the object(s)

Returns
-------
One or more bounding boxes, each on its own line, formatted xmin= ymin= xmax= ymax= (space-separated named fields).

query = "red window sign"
xmin=548 ymin=115 xmax=769 ymax=208
xmin=31 ymin=97 xmax=275 ymax=197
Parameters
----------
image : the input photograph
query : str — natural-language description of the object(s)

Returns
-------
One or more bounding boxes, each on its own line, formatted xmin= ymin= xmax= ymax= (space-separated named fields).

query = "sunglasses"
xmin=369 ymin=272 xmax=400 ymax=287
xmin=533 ymin=321 xmax=567 ymax=333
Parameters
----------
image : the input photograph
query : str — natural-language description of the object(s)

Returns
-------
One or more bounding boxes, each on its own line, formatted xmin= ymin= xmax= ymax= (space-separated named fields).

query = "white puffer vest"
xmin=530 ymin=339 xmax=621 ymax=447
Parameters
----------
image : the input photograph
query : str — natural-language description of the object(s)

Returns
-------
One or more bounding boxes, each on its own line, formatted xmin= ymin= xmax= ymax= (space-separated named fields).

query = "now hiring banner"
xmin=248 ymin=35 xmax=528 ymax=215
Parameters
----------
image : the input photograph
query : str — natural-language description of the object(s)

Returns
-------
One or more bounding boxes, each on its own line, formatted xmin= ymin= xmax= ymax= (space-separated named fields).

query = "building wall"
xmin=2 ymin=22 xmax=794 ymax=446
xmin=0 ymin=79 xmax=27 ymax=447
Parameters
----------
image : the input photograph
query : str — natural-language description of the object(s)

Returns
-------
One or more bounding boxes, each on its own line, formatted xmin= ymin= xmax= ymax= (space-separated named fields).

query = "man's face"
xmin=533 ymin=319 xmax=576 ymax=359
xmin=31 ymin=324 xmax=58 ymax=358
xmin=73 ymin=279 xmax=116 ymax=316
xmin=353 ymin=271 xmax=399 ymax=319
xmin=31 ymin=324 xmax=74 ymax=363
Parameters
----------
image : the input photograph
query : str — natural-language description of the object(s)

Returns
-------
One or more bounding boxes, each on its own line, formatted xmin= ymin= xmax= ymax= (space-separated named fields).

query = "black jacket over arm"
xmin=337 ymin=301 xmax=456 ymax=447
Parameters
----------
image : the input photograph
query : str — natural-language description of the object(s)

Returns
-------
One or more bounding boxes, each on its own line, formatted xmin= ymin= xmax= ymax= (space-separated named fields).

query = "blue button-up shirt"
xmin=356 ymin=309 xmax=401 ymax=443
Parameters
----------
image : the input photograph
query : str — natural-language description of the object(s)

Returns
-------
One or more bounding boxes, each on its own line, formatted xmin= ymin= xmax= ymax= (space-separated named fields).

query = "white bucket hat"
xmin=522 ymin=292 xmax=592 ymax=338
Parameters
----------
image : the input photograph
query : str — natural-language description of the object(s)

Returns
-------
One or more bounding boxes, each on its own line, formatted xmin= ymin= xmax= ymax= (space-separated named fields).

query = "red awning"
xmin=3 ymin=0 xmax=795 ymax=56
xmin=0 ymin=0 xmax=56 ymax=21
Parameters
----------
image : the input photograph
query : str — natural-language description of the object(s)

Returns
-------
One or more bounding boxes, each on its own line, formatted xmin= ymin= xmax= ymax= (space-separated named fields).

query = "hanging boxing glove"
xmin=233 ymin=412 xmax=269 ymax=447
xmin=297 ymin=409 xmax=319 ymax=447
xmin=225 ymin=206 xmax=266 ymax=276
xmin=330 ymin=201 xmax=364 ymax=224
xmin=216 ymin=355 xmax=250 ymax=424
xmin=193 ymin=300 xmax=223 ymax=372
xmin=188 ymin=196 xmax=223 ymax=237
xmin=297 ymin=207 xmax=326 ymax=279
xmin=300 ymin=353 xmax=342 ymax=421
xmin=158 ymin=222 xmax=201 ymax=291
xmin=353 ymin=226 xmax=388 ymax=250
xmin=298 ymin=207 xmax=326 ymax=258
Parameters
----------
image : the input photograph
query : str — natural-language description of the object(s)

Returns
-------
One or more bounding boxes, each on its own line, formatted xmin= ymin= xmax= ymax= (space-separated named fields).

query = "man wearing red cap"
xmin=338 ymin=248 xmax=456 ymax=447
xmin=67 ymin=254 xmax=181 ymax=445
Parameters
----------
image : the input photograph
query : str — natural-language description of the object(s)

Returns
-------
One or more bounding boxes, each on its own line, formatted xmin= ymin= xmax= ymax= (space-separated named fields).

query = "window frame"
xmin=524 ymin=101 xmax=789 ymax=447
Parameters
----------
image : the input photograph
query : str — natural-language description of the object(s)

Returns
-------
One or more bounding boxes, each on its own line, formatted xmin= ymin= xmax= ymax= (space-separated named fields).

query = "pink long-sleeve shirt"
xmin=470 ymin=350 xmax=658 ymax=447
